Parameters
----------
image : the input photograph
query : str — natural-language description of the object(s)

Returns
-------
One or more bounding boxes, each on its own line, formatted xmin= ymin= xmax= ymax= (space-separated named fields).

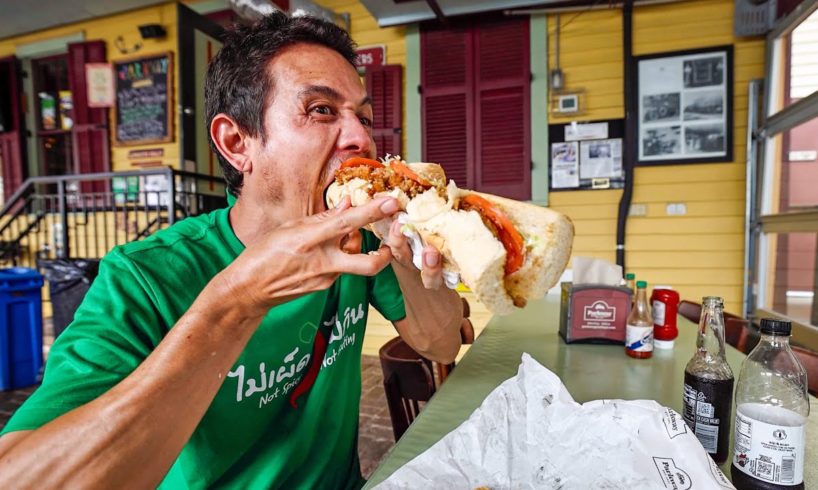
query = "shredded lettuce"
xmin=524 ymin=233 xmax=541 ymax=250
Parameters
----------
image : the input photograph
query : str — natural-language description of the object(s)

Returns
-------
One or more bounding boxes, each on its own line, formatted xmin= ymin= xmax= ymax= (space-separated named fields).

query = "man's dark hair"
xmin=205 ymin=13 xmax=357 ymax=197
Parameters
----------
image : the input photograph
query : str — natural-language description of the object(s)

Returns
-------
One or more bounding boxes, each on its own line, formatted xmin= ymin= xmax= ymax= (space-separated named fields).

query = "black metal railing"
xmin=0 ymin=168 xmax=226 ymax=268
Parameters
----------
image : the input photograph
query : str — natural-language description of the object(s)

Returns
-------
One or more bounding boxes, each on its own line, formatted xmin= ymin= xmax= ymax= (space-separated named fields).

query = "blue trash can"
xmin=0 ymin=267 xmax=44 ymax=390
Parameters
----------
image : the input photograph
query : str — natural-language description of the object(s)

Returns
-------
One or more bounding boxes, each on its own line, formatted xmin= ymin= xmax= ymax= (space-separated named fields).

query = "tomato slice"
xmin=461 ymin=194 xmax=525 ymax=276
xmin=389 ymin=161 xmax=432 ymax=188
xmin=340 ymin=157 xmax=385 ymax=169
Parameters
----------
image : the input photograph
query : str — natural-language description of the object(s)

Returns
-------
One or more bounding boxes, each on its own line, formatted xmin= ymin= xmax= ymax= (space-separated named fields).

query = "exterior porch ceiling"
xmin=358 ymin=0 xmax=573 ymax=27
xmin=0 ymin=0 xmax=167 ymax=40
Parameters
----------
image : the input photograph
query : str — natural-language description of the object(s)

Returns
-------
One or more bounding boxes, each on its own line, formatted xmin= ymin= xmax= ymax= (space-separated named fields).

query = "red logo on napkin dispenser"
xmin=583 ymin=301 xmax=617 ymax=323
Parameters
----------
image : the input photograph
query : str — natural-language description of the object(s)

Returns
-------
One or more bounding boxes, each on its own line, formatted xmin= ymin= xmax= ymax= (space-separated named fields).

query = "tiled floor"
xmin=358 ymin=355 xmax=396 ymax=479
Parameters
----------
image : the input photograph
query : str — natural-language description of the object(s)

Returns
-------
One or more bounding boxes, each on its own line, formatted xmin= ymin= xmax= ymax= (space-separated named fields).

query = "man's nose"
xmin=338 ymin=113 xmax=373 ymax=157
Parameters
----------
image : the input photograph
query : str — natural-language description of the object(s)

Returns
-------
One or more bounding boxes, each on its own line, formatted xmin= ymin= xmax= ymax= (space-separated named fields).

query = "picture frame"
xmin=635 ymin=46 xmax=733 ymax=165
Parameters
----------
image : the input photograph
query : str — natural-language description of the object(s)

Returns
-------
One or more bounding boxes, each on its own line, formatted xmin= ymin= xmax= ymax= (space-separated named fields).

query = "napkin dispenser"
xmin=559 ymin=282 xmax=632 ymax=344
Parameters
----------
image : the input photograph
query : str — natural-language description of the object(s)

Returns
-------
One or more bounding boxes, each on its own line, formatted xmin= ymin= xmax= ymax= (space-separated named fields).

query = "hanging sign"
xmin=355 ymin=45 xmax=385 ymax=69
xmin=86 ymin=63 xmax=115 ymax=108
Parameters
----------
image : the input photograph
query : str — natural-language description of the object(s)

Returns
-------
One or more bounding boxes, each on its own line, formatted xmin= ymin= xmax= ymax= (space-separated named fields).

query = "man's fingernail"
xmin=380 ymin=198 xmax=399 ymax=213
xmin=424 ymin=252 xmax=439 ymax=267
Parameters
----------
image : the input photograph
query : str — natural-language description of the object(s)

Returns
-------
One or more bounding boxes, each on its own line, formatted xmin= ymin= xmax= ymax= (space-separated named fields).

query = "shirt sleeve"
xmin=361 ymin=230 xmax=406 ymax=323
xmin=1 ymin=248 xmax=166 ymax=435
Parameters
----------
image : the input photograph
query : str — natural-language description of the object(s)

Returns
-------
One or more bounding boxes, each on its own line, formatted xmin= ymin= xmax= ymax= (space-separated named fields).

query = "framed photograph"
xmin=636 ymin=46 xmax=733 ymax=165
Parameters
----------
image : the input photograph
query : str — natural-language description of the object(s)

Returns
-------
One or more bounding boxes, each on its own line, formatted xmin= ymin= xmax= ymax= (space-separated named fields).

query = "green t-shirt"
xmin=2 ymin=207 xmax=406 ymax=489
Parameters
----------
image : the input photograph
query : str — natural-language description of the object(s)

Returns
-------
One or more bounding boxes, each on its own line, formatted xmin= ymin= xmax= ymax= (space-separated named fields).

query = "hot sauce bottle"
xmin=625 ymin=280 xmax=653 ymax=359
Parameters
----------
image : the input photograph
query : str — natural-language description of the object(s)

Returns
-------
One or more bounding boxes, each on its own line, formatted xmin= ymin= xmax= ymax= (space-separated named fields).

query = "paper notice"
xmin=580 ymin=138 xmax=623 ymax=179
xmin=551 ymin=142 xmax=580 ymax=189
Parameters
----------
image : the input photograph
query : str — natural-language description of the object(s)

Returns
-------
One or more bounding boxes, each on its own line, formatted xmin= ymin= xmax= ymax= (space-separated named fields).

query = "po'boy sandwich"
xmin=326 ymin=157 xmax=574 ymax=314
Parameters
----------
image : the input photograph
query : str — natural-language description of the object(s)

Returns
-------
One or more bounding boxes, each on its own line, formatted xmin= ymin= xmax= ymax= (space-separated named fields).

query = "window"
xmin=754 ymin=1 xmax=818 ymax=334
xmin=31 ymin=54 xmax=73 ymax=177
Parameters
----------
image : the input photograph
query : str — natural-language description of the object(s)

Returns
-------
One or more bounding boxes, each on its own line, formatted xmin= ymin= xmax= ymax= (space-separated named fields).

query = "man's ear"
xmin=210 ymin=114 xmax=254 ymax=173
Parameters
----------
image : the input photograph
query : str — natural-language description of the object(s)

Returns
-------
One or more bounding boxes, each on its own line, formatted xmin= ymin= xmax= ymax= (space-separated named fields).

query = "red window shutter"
xmin=474 ymin=18 xmax=530 ymax=200
xmin=366 ymin=64 xmax=402 ymax=158
xmin=67 ymin=41 xmax=109 ymax=193
xmin=421 ymin=25 xmax=472 ymax=188
xmin=0 ymin=56 xmax=26 ymax=200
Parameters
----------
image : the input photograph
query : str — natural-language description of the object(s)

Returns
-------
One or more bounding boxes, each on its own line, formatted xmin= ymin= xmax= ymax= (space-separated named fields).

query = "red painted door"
xmin=474 ymin=18 xmax=530 ymax=200
xmin=67 ymin=41 xmax=109 ymax=193
xmin=421 ymin=17 xmax=530 ymax=200
xmin=0 ymin=56 xmax=27 ymax=201
xmin=365 ymin=65 xmax=402 ymax=158
xmin=421 ymin=25 xmax=472 ymax=188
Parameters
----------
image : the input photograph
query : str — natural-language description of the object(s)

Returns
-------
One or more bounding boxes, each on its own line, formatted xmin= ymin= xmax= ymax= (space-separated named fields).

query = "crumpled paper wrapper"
xmin=374 ymin=354 xmax=735 ymax=490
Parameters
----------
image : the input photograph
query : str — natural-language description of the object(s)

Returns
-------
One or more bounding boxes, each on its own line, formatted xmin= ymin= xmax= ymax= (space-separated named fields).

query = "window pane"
xmin=764 ymin=232 xmax=816 ymax=326
xmin=764 ymin=116 xmax=818 ymax=214
xmin=769 ymin=9 xmax=818 ymax=114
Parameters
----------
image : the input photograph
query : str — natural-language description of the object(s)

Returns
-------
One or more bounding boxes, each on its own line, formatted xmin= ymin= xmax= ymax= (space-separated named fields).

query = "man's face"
xmin=245 ymin=43 xmax=375 ymax=219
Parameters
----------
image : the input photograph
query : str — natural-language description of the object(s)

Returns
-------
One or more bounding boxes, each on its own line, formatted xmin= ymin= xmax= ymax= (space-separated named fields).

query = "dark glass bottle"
xmin=682 ymin=296 xmax=734 ymax=464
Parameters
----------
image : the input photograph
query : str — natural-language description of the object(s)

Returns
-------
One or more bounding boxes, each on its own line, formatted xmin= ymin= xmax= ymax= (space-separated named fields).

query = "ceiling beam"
xmin=425 ymin=0 xmax=447 ymax=24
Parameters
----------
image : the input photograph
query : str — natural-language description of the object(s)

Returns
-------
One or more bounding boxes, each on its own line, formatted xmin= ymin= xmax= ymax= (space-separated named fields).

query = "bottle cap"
xmin=625 ymin=273 xmax=635 ymax=280
xmin=759 ymin=318 xmax=791 ymax=336
xmin=636 ymin=280 xmax=647 ymax=288
xmin=654 ymin=339 xmax=675 ymax=349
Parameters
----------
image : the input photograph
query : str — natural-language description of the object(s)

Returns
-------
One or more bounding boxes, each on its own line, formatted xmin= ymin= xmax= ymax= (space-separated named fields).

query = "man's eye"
xmin=311 ymin=105 xmax=333 ymax=116
xmin=359 ymin=116 xmax=373 ymax=127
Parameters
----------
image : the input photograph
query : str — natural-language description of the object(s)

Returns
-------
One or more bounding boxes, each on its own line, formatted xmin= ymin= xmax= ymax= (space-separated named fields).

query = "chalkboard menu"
xmin=114 ymin=53 xmax=173 ymax=145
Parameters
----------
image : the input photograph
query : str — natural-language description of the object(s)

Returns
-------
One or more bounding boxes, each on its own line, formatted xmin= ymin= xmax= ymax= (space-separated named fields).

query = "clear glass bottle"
xmin=625 ymin=280 xmax=652 ymax=359
xmin=625 ymin=273 xmax=636 ymax=305
xmin=732 ymin=318 xmax=810 ymax=490
xmin=682 ymin=296 xmax=734 ymax=463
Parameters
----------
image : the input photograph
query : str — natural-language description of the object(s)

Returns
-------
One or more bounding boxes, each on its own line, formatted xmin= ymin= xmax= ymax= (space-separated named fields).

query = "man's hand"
xmin=221 ymin=196 xmax=401 ymax=314
xmin=383 ymin=219 xmax=445 ymax=290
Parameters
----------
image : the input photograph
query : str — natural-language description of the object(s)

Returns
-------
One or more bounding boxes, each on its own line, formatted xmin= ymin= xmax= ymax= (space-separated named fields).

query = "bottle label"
xmin=682 ymin=382 xmax=727 ymax=454
xmin=733 ymin=409 xmax=805 ymax=485
xmin=625 ymin=324 xmax=653 ymax=352
xmin=652 ymin=300 xmax=666 ymax=326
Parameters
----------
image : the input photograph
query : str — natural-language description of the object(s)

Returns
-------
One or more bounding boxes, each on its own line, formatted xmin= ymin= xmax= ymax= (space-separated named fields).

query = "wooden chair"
xmin=678 ymin=300 xmax=702 ymax=324
xmin=724 ymin=318 xmax=760 ymax=354
xmin=792 ymin=345 xmax=818 ymax=397
xmin=379 ymin=336 xmax=437 ymax=441
xmin=435 ymin=297 xmax=475 ymax=385
xmin=378 ymin=297 xmax=474 ymax=440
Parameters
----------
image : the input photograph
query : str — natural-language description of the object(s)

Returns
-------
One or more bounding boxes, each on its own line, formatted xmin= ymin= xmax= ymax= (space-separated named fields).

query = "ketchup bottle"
xmin=651 ymin=288 xmax=680 ymax=349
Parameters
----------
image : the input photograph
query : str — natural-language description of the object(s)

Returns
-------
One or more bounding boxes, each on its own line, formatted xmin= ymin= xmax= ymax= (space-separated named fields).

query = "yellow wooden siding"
xmin=0 ymin=3 xmax=181 ymax=172
xmin=314 ymin=0 xmax=408 ymax=155
xmin=548 ymin=9 xmax=624 ymax=123
xmin=548 ymin=0 xmax=765 ymax=315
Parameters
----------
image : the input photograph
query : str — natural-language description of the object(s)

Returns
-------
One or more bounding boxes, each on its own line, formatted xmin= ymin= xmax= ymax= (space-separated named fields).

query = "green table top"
xmin=364 ymin=295 xmax=818 ymax=488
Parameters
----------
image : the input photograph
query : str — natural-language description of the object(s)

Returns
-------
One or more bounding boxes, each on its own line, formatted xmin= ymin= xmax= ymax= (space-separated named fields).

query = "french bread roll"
xmin=326 ymin=161 xmax=574 ymax=314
